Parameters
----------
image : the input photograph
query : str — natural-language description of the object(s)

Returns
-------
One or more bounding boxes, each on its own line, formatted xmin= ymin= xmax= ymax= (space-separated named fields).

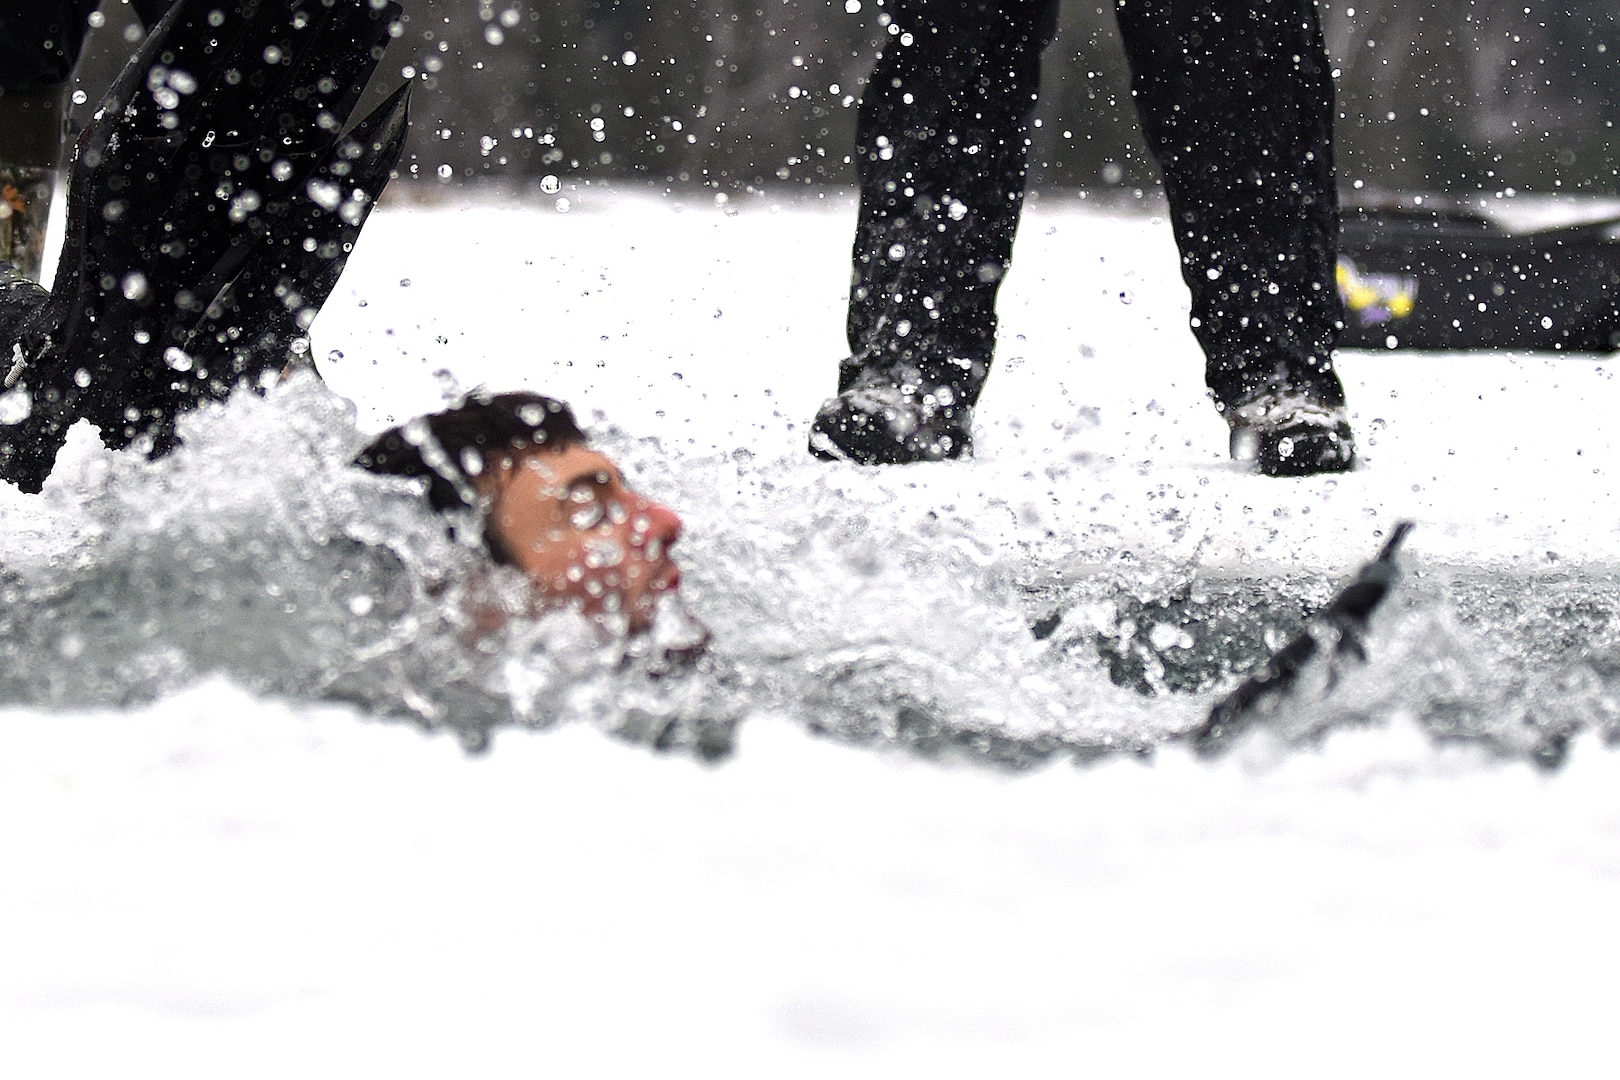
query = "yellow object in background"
xmin=1337 ymin=258 xmax=1418 ymax=327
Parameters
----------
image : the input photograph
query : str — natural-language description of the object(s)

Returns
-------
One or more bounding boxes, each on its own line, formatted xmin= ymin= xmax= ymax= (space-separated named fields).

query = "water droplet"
xmin=228 ymin=188 xmax=262 ymax=223
xmin=0 ymin=389 xmax=32 ymax=425
xmin=306 ymin=178 xmax=342 ymax=210
xmin=584 ymin=539 xmax=627 ymax=569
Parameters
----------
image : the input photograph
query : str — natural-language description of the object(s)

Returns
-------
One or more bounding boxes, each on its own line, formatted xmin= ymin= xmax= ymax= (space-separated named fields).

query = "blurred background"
xmin=73 ymin=0 xmax=1620 ymax=197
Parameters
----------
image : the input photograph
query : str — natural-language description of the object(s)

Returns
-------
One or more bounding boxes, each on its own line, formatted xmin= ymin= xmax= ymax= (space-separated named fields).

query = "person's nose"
xmin=633 ymin=498 xmax=682 ymax=549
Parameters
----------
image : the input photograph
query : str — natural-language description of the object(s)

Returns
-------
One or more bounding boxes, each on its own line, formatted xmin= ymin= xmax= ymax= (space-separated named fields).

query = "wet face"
xmin=479 ymin=445 xmax=684 ymax=633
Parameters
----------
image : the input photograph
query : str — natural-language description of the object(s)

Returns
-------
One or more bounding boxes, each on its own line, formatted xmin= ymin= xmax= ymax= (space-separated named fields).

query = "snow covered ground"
xmin=5 ymin=188 xmax=1620 ymax=1075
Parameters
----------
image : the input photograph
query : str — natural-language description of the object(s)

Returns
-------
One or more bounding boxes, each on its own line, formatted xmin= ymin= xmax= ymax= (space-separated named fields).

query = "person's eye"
xmin=568 ymin=486 xmax=605 ymax=530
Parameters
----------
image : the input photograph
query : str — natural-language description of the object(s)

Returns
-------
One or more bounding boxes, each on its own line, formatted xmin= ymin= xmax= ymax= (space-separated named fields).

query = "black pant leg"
xmin=1115 ymin=0 xmax=1345 ymax=410
xmin=0 ymin=0 xmax=172 ymax=93
xmin=0 ymin=0 xmax=100 ymax=171
xmin=845 ymin=0 xmax=1060 ymax=405
xmin=0 ymin=2 xmax=101 ymax=94
xmin=132 ymin=0 xmax=179 ymax=29
xmin=0 ymin=1 xmax=174 ymax=168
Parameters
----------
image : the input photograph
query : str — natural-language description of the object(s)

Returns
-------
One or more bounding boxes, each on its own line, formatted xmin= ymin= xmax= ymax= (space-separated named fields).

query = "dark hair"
xmin=356 ymin=390 xmax=588 ymax=564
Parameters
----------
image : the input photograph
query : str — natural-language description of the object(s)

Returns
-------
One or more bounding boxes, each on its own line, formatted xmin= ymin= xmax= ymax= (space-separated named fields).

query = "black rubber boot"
xmin=1225 ymin=390 xmax=1356 ymax=477
xmin=809 ymin=371 xmax=972 ymax=465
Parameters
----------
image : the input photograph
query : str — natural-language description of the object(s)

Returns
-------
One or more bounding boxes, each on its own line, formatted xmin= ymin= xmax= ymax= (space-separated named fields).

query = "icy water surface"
xmin=3 ymin=374 xmax=1617 ymax=769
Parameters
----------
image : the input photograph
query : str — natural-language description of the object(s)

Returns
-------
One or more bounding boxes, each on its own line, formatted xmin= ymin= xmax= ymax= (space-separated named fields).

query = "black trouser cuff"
xmin=0 ymin=90 xmax=67 ymax=168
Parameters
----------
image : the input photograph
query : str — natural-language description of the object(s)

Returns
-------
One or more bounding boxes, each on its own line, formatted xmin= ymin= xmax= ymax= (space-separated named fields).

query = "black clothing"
xmin=0 ymin=0 xmax=102 ymax=168
xmin=0 ymin=0 xmax=134 ymax=277
xmin=845 ymin=0 xmax=1346 ymax=412
xmin=0 ymin=0 xmax=173 ymax=94
xmin=0 ymin=0 xmax=408 ymax=493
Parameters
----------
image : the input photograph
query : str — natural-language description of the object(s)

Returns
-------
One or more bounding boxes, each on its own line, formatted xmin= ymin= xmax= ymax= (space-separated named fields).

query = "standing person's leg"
xmin=810 ymin=0 xmax=1060 ymax=464
xmin=0 ymin=0 xmax=407 ymax=493
xmin=0 ymin=1 xmax=176 ymax=283
xmin=0 ymin=1 xmax=101 ymax=281
xmin=1116 ymin=0 xmax=1354 ymax=476
xmin=0 ymin=2 xmax=100 ymax=93
xmin=132 ymin=0 xmax=179 ymax=26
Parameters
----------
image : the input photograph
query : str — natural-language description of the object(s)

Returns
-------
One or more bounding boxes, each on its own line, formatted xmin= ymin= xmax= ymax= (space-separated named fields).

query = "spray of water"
xmin=0 ymin=378 xmax=1614 ymax=767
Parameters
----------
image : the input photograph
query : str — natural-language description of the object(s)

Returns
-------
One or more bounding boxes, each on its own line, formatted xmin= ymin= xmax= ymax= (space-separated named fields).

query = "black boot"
xmin=809 ymin=363 xmax=973 ymax=464
xmin=1224 ymin=388 xmax=1356 ymax=477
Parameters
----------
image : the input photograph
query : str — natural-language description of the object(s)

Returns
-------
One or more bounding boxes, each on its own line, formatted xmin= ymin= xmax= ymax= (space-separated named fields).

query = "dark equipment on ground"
xmin=1190 ymin=521 xmax=1415 ymax=754
xmin=1337 ymin=205 xmax=1620 ymax=353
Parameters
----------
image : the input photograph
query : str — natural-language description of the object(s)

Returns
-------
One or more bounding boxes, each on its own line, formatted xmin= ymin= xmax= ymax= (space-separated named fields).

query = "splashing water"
xmin=598 ymin=426 xmax=1620 ymax=769
xmin=0 ymin=378 xmax=732 ymax=755
xmin=0 ymin=372 xmax=1617 ymax=768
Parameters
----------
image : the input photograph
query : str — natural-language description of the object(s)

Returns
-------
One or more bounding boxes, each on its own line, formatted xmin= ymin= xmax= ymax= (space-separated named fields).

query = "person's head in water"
xmin=357 ymin=391 xmax=684 ymax=633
